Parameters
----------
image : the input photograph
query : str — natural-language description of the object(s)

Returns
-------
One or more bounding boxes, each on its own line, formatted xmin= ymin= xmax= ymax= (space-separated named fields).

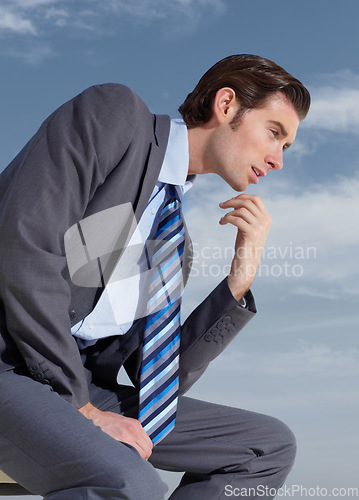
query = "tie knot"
xmin=168 ymin=185 xmax=182 ymax=203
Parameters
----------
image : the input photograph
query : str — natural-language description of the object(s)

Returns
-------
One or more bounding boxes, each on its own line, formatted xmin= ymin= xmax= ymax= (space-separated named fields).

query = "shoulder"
xmin=41 ymin=83 xmax=154 ymax=145
xmin=69 ymin=83 xmax=151 ymax=122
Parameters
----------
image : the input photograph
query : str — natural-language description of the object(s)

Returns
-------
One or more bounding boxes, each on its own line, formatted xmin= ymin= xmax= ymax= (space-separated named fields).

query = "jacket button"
xmin=34 ymin=372 xmax=44 ymax=381
xmin=28 ymin=363 xmax=40 ymax=373
xmin=216 ymin=321 xmax=225 ymax=330
xmin=223 ymin=315 xmax=232 ymax=324
xmin=204 ymin=333 xmax=214 ymax=342
xmin=210 ymin=327 xmax=220 ymax=336
xmin=69 ymin=310 xmax=76 ymax=321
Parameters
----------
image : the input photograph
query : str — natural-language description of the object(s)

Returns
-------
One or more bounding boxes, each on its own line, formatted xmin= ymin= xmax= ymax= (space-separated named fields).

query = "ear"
xmin=212 ymin=87 xmax=239 ymax=123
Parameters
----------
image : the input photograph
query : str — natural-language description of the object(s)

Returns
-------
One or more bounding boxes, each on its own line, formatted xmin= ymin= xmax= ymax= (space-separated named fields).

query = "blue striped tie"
xmin=138 ymin=185 xmax=185 ymax=444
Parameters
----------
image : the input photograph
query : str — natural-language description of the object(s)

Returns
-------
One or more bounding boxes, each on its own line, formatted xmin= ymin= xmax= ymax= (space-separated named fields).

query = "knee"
xmin=261 ymin=415 xmax=297 ymax=471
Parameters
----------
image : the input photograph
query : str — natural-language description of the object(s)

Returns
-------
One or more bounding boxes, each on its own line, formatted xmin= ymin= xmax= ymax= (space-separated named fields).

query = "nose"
xmin=266 ymin=147 xmax=283 ymax=171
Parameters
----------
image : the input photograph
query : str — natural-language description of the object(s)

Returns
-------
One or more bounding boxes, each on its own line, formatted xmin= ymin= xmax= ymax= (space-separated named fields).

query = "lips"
xmin=252 ymin=167 xmax=264 ymax=177
xmin=251 ymin=166 xmax=267 ymax=184
xmin=251 ymin=166 xmax=260 ymax=184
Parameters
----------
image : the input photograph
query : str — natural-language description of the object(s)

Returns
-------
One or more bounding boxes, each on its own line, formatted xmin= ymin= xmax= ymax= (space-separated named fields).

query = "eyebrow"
xmin=269 ymin=120 xmax=292 ymax=149
xmin=269 ymin=120 xmax=288 ymax=137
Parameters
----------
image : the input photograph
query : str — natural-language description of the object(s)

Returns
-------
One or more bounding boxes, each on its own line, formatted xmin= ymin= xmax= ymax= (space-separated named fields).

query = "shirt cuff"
xmin=238 ymin=296 xmax=247 ymax=308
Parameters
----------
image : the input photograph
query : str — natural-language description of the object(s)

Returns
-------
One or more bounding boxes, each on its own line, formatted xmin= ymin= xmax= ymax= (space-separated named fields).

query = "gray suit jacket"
xmin=0 ymin=84 xmax=256 ymax=408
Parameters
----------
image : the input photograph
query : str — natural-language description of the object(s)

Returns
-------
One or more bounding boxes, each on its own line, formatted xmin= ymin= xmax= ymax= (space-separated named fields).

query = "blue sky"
xmin=1 ymin=0 xmax=359 ymax=498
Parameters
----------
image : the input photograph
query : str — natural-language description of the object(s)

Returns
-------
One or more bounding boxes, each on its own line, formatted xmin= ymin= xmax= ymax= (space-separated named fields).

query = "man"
xmin=0 ymin=54 xmax=310 ymax=499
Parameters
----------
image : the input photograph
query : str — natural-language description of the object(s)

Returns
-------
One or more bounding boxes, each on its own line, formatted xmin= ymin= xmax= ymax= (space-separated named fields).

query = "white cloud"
xmin=104 ymin=0 xmax=225 ymax=20
xmin=44 ymin=7 xmax=69 ymax=27
xmin=293 ymin=286 xmax=346 ymax=300
xmin=303 ymin=71 xmax=359 ymax=133
xmin=267 ymin=175 xmax=359 ymax=249
xmin=283 ymin=137 xmax=318 ymax=162
xmin=0 ymin=0 xmax=226 ymax=41
xmin=5 ymin=42 xmax=56 ymax=64
xmin=215 ymin=341 xmax=359 ymax=378
xmin=0 ymin=6 xmax=36 ymax=34
xmin=305 ymin=88 xmax=359 ymax=133
xmin=183 ymin=171 xmax=359 ymax=307
xmin=0 ymin=1 xmax=60 ymax=36
xmin=85 ymin=0 xmax=226 ymax=38
xmin=11 ymin=0 xmax=58 ymax=6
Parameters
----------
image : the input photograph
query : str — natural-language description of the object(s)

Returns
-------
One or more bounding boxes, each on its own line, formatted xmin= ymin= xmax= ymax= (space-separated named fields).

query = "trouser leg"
xmin=88 ymin=383 xmax=296 ymax=499
xmin=0 ymin=371 xmax=166 ymax=499
xmin=150 ymin=396 xmax=296 ymax=500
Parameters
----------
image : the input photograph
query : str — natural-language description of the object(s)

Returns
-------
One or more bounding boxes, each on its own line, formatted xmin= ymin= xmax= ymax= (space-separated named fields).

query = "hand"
xmin=219 ymin=194 xmax=272 ymax=300
xmin=79 ymin=402 xmax=153 ymax=460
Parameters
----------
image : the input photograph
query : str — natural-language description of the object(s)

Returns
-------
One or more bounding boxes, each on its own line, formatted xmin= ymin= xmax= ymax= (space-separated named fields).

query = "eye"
xmin=270 ymin=129 xmax=279 ymax=137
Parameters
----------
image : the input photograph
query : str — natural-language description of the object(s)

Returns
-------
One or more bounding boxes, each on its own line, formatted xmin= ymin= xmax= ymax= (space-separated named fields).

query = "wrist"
xmin=227 ymin=275 xmax=249 ymax=302
xmin=78 ymin=401 xmax=98 ymax=419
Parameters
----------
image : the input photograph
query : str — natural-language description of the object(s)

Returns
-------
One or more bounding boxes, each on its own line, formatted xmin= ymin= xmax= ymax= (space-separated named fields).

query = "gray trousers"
xmin=0 ymin=370 xmax=296 ymax=499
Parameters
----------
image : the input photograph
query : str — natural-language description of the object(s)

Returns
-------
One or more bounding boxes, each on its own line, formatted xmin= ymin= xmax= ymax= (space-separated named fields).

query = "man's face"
xmin=204 ymin=92 xmax=300 ymax=192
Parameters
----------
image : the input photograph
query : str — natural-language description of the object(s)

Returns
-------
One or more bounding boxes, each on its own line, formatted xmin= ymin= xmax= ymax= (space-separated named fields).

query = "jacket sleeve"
xmin=178 ymin=277 xmax=256 ymax=394
xmin=0 ymin=84 xmax=147 ymax=408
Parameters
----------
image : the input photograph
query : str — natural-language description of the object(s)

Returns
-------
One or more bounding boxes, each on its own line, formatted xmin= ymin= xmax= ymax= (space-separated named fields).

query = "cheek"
xmin=210 ymin=135 xmax=231 ymax=165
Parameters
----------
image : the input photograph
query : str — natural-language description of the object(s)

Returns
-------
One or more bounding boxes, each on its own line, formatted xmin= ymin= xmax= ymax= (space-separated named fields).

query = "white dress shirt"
xmin=71 ymin=118 xmax=193 ymax=347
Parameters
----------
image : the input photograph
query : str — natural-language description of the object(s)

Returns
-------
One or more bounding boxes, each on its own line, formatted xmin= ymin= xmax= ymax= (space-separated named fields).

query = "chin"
xmin=219 ymin=172 xmax=248 ymax=192
xmin=229 ymin=179 xmax=248 ymax=192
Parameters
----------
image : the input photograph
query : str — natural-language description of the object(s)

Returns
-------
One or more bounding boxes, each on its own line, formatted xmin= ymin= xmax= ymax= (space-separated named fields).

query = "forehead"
xmin=260 ymin=92 xmax=298 ymax=114
xmin=249 ymin=92 xmax=300 ymax=140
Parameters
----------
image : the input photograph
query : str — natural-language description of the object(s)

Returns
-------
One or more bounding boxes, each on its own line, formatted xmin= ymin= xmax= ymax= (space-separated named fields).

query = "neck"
xmin=187 ymin=124 xmax=215 ymax=176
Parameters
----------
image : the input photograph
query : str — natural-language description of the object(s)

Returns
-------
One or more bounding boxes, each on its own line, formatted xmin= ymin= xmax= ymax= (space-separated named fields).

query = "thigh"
xmin=0 ymin=370 xmax=165 ymax=499
xmin=87 ymin=386 xmax=295 ymax=476
xmin=149 ymin=396 xmax=296 ymax=475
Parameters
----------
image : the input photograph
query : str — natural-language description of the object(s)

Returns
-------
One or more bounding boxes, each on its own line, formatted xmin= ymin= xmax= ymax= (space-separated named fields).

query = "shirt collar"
xmin=158 ymin=117 xmax=190 ymax=187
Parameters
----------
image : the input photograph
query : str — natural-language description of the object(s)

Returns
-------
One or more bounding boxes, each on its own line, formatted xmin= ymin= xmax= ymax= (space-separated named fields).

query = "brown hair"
xmin=178 ymin=54 xmax=310 ymax=128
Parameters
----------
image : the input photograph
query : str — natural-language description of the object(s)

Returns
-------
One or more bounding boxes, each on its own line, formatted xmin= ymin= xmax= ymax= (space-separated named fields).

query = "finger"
xmin=139 ymin=430 xmax=154 ymax=458
xmin=219 ymin=207 xmax=256 ymax=226
xmin=117 ymin=429 xmax=153 ymax=460
xmin=135 ymin=439 xmax=153 ymax=460
xmin=220 ymin=198 xmax=261 ymax=216
xmin=220 ymin=194 xmax=266 ymax=212
xmin=220 ymin=193 xmax=262 ymax=204
xmin=219 ymin=200 xmax=262 ymax=225
xmin=108 ymin=416 xmax=151 ymax=456
xmin=131 ymin=422 xmax=153 ymax=460
xmin=131 ymin=423 xmax=153 ymax=454
xmin=219 ymin=212 xmax=252 ymax=228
